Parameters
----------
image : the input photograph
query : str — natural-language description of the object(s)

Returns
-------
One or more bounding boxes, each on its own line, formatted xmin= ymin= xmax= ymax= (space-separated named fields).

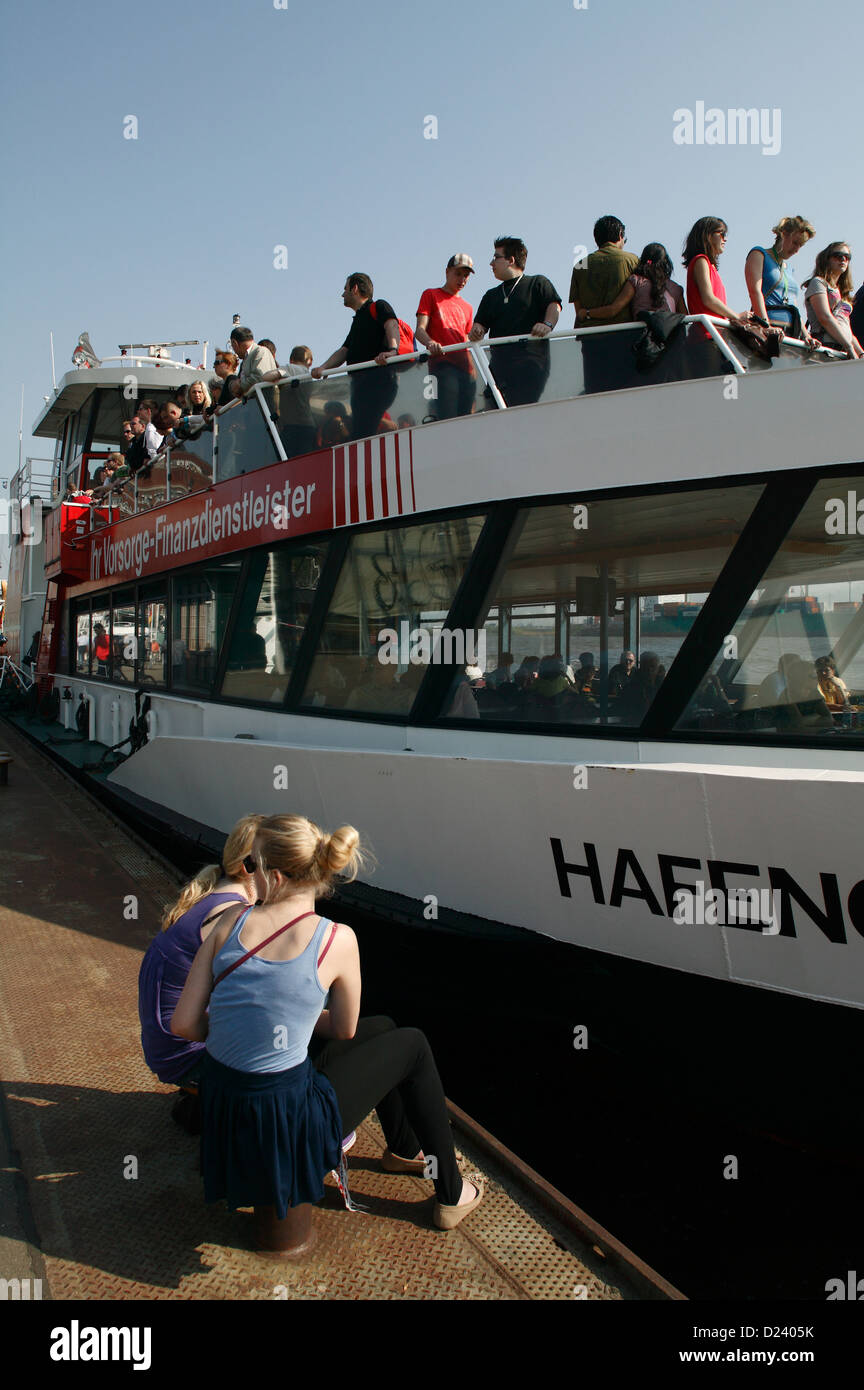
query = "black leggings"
xmin=310 ymin=1017 xmax=463 ymax=1206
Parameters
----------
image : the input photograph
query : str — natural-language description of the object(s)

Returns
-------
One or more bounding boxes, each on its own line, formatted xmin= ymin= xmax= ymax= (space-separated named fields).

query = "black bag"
xmin=632 ymin=310 xmax=686 ymax=371
xmin=727 ymin=317 xmax=782 ymax=362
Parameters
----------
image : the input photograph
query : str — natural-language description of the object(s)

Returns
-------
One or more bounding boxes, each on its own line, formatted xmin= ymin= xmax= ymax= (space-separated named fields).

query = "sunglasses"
xmin=831 ymin=251 xmax=850 ymax=260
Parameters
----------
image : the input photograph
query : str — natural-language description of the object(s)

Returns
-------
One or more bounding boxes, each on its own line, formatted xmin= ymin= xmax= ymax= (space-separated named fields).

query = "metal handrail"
xmin=85 ymin=316 xmax=852 ymax=528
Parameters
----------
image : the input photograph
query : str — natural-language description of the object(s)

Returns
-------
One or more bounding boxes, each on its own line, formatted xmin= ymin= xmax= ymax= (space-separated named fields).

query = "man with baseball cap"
xmin=415 ymin=253 xmax=477 ymax=420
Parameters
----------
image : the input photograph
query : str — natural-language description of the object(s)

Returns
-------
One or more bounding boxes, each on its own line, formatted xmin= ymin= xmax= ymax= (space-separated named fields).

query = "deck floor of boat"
xmin=0 ymin=716 xmax=675 ymax=1300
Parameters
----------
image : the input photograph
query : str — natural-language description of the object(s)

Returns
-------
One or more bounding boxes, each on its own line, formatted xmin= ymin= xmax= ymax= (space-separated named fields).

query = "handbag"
xmin=727 ymin=316 xmax=782 ymax=362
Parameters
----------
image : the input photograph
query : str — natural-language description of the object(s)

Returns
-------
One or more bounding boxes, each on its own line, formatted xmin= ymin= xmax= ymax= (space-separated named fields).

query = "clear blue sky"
xmin=2 ymin=0 xmax=862 ymax=480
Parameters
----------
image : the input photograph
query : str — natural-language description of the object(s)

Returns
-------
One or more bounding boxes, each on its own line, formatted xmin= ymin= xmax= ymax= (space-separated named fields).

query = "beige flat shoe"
xmin=381 ymin=1148 xmax=427 ymax=1176
xmin=433 ymin=1180 xmax=483 ymax=1230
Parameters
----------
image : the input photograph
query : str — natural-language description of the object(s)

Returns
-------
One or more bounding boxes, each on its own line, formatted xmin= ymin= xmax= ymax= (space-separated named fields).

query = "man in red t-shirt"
xmin=415 ymin=254 xmax=477 ymax=420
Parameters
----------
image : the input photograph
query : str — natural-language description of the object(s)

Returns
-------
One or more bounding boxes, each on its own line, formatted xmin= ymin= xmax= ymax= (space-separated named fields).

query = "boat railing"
xmin=84 ymin=316 xmax=849 ymax=529
xmin=9 ymin=457 xmax=55 ymax=505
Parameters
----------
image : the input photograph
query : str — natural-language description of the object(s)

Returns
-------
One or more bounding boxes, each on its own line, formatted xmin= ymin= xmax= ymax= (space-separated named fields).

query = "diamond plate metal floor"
xmin=0 ymin=718 xmax=679 ymax=1300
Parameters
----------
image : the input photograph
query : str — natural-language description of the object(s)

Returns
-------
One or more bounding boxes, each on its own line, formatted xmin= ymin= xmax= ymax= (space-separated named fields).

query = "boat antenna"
xmin=49 ymin=332 xmax=57 ymax=390
xmin=18 ymin=385 xmax=24 ymax=474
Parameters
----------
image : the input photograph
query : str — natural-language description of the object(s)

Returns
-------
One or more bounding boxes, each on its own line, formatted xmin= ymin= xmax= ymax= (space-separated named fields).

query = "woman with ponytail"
xmin=172 ymin=812 xmax=482 ymax=1242
xmin=138 ymin=814 xmax=266 ymax=1097
xmin=576 ymin=242 xmax=687 ymax=322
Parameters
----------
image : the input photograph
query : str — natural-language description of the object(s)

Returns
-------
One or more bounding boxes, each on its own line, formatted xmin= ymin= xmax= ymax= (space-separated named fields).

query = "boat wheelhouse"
xmin=8 ymin=319 xmax=864 ymax=1010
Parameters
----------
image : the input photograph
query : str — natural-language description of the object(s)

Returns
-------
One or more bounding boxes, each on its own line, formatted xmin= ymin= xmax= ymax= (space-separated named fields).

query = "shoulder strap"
xmin=368 ymin=300 xmax=378 ymax=320
xmin=317 ymin=922 xmax=338 ymax=967
xmin=212 ymin=909 xmax=317 ymax=989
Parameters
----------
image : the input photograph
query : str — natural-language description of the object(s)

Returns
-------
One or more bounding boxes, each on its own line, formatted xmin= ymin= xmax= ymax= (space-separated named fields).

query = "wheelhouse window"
xmin=447 ymin=485 xmax=764 ymax=726
xmin=222 ymin=543 xmax=329 ymax=704
xmin=300 ymin=515 xmax=485 ymax=716
xmin=676 ymin=473 xmax=864 ymax=739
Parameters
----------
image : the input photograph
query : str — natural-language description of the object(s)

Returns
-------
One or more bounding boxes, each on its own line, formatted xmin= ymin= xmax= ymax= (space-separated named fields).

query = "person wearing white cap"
xmin=415 ymin=254 xmax=477 ymax=420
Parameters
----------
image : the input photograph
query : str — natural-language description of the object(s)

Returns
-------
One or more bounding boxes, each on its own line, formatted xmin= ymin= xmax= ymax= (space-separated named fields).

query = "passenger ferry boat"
xmin=5 ymin=319 xmax=864 ymax=1014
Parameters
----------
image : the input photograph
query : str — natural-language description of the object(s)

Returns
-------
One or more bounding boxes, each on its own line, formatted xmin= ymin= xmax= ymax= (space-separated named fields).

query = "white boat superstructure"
xmin=7 ymin=318 xmax=864 ymax=1008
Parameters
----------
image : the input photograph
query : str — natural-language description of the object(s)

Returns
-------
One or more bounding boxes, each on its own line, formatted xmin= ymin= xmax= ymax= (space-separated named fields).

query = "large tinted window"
xmin=446 ymin=486 xmax=763 ymax=725
xmin=138 ymin=589 xmax=167 ymax=687
xmin=74 ymin=602 xmax=90 ymax=676
xmin=676 ymin=472 xmax=864 ymax=738
xmin=173 ymin=562 xmax=242 ymax=693
xmin=301 ymin=515 xmax=485 ymax=715
xmin=112 ymin=592 xmax=136 ymax=684
xmin=222 ymin=543 xmax=329 ymax=704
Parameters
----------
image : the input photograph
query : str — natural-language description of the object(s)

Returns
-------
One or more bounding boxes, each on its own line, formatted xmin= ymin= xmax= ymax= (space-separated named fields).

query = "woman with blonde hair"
xmin=172 ymin=813 xmax=482 ymax=1246
xmin=138 ymin=814 xmax=266 ymax=1105
xmin=803 ymin=243 xmax=864 ymax=358
xmin=745 ymin=216 xmax=815 ymax=338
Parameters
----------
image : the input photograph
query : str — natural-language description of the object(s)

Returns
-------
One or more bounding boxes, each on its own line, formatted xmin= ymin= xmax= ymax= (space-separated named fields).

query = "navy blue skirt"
xmin=199 ymin=1053 xmax=343 ymax=1218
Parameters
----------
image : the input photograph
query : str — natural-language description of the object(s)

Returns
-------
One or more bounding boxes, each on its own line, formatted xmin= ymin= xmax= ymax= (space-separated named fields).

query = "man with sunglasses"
xmin=469 ymin=237 xmax=561 ymax=406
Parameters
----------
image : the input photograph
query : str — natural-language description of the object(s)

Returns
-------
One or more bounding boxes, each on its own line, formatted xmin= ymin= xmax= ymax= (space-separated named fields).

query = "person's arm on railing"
xmin=416 ymin=314 xmax=443 ymax=355
xmin=691 ymin=258 xmax=746 ymax=327
xmin=468 ymin=321 xmax=487 ymax=342
xmin=532 ymin=302 xmax=561 ymax=337
xmin=374 ymin=318 xmax=400 ymax=365
xmin=311 ymin=346 xmax=349 ymax=379
xmin=806 ymin=289 xmax=864 ymax=358
xmin=744 ymin=249 xmax=769 ymax=322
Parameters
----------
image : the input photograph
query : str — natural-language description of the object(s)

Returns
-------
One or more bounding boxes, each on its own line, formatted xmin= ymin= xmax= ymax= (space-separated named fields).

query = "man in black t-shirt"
xmin=313 ymin=272 xmax=401 ymax=440
xmin=470 ymin=237 xmax=561 ymax=406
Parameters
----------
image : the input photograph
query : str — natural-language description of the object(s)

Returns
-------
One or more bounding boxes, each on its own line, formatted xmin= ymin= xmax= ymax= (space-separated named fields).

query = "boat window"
xmin=444 ymin=485 xmax=763 ymax=726
xmin=73 ymin=602 xmax=91 ymax=677
xmin=300 ymin=515 xmax=485 ymax=715
xmin=138 ymin=590 xmax=167 ymax=687
xmin=172 ymin=562 xmax=243 ymax=694
xmin=221 ymin=544 xmax=330 ymax=704
xmin=214 ymin=395 xmax=281 ymax=481
xmin=675 ymin=472 xmax=864 ymax=739
xmin=111 ymin=592 xmax=136 ymax=685
xmin=91 ymin=607 xmax=111 ymax=680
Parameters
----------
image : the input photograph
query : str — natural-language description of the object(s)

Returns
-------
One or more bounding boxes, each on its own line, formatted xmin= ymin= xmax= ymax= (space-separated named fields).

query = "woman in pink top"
xmin=682 ymin=217 xmax=747 ymax=329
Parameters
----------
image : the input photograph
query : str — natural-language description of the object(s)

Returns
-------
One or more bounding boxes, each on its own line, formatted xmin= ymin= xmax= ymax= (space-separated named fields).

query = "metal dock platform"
xmin=0 ymin=718 xmax=682 ymax=1301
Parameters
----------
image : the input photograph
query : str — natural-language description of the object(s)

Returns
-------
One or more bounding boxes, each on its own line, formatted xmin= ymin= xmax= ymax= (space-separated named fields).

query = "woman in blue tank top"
xmin=172 ymin=813 xmax=482 ymax=1242
xmin=138 ymin=813 xmax=266 ymax=1091
xmin=744 ymin=215 xmax=815 ymax=339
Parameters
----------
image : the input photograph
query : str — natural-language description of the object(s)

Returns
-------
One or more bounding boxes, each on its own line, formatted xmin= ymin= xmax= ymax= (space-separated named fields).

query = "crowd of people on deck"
xmin=138 ymin=813 xmax=483 ymax=1246
xmin=68 ymin=213 xmax=862 ymax=508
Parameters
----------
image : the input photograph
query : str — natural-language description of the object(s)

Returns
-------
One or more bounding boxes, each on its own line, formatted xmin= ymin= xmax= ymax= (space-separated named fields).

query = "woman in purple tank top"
xmin=137 ymin=814 xmax=266 ymax=1098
